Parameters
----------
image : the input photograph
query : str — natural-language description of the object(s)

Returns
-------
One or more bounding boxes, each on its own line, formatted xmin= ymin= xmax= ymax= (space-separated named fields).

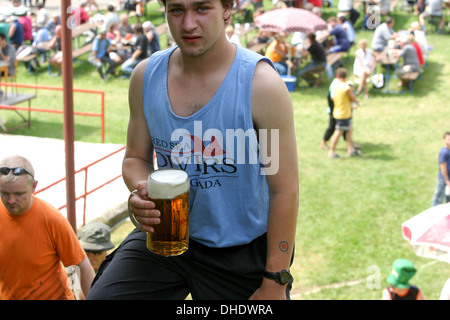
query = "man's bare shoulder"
xmin=252 ymin=60 xmax=288 ymax=96
xmin=251 ymin=61 xmax=293 ymax=127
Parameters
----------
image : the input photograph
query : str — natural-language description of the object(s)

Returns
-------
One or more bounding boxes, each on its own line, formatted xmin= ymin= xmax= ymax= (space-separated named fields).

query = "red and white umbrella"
xmin=402 ymin=203 xmax=450 ymax=263
xmin=254 ymin=8 xmax=328 ymax=34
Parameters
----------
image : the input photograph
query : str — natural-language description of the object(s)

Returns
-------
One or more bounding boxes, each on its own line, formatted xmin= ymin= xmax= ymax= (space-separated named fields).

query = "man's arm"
xmin=77 ymin=256 xmax=95 ymax=298
xmin=249 ymin=61 xmax=299 ymax=300
xmin=440 ymin=162 xmax=450 ymax=186
xmin=122 ymin=59 xmax=160 ymax=233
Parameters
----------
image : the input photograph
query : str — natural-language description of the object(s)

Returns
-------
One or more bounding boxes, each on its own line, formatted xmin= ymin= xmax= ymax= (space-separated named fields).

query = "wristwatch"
xmin=263 ymin=269 xmax=293 ymax=285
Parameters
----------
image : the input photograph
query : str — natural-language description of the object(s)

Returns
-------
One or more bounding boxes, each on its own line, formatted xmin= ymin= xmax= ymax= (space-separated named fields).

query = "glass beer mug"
xmin=128 ymin=168 xmax=190 ymax=256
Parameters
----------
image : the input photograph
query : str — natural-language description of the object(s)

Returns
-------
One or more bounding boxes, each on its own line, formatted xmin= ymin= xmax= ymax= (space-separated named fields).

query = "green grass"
xmin=2 ymin=4 xmax=450 ymax=300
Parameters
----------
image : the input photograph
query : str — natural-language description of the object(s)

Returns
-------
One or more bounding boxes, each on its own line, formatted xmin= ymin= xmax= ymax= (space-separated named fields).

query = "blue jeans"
xmin=274 ymin=61 xmax=288 ymax=75
xmin=121 ymin=58 xmax=141 ymax=75
xmin=431 ymin=175 xmax=448 ymax=206
xmin=297 ymin=61 xmax=326 ymax=85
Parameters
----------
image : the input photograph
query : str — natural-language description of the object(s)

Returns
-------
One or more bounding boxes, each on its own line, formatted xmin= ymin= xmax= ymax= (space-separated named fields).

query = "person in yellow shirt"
xmin=328 ymin=68 xmax=360 ymax=159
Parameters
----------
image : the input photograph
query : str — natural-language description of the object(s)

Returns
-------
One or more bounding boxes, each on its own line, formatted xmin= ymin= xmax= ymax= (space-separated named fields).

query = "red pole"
xmin=61 ymin=0 xmax=76 ymax=231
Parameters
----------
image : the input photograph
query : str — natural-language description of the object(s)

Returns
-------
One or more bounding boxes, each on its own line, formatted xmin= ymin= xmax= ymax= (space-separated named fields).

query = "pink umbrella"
xmin=402 ymin=203 xmax=450 ymax=263
xmin=254 ymin=8 xmax=328 ymax=34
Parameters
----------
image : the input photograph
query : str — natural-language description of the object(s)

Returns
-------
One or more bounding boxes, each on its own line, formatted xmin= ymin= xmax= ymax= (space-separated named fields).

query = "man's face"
xmin=0 ymin=176 xmax=36 ymax=216
xmin=165 ymin=0 xmax=229 ymax=57
xmin=444 ymin=134 xmax=450 ymax=149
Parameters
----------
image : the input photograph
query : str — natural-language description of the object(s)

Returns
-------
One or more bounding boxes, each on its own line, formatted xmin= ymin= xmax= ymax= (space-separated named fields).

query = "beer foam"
xmin=147 ymin=169 xmax=190 ymax=199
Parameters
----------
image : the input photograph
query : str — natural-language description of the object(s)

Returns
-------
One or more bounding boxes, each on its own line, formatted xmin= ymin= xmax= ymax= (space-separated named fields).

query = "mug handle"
xmin=128 ymin=189 xmax=144 ymax=231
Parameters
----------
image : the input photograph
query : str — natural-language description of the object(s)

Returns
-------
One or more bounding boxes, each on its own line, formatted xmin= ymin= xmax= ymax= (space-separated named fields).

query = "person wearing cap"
xmin=0 ymin=155 xmax=95 ymax=300
xmin=32 ymin=21 xmax=50 ymax=62
xmin=382 ymin=259 xmax=426 ymax=300
xmin=91 ymin=28 xmax=117 ymax=79
xmin=79 ymin=222 xmax=115 ymax=272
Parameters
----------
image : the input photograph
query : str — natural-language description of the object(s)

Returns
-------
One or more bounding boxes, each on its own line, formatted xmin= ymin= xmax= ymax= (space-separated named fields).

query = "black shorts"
xmin=335 ymin=118 xmax=352 ymax=131
xmin=87 ymin=229 xmax=293 ymax=300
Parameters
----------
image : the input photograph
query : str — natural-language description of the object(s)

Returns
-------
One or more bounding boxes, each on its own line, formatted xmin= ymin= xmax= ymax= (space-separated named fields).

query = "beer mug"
xmin=128 ymin=169 xmax=190 ymax=256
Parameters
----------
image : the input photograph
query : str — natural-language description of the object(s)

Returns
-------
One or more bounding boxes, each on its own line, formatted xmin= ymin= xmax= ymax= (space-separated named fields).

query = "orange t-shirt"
xmin=0 ymin=196 xmax=86 ymax=300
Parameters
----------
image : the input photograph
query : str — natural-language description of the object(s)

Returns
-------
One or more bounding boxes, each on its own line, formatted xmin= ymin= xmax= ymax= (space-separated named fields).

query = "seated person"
xmin=392 ymin=35 xmax=421 ymax=87
xmin=353 ymin=39 xmax=375 ymax=98
xmin=121 ymin=23 xmax=148 ymax=76
xmin=32 ymin=22 xmax=50 ymax=62
xmin=8 ymin=16 xmax=24 ymax=50
xmin=324 ymin=17 xmax=350 ymax=53
xmin=337 ymin=0 xmax=360 ymax=25
xmin=419 ymin=0 xmax=445 ymax=33
xmin=410 ymin=21 xmax=430 ymax=62
xmin=371 ymin=16 xmax=397 ymax=55
xmin=337 ymin=15 xmax=355 ymax=48
xmin=0 ymin=32 xmax=16 ymax=77
xmin=264 ymin=32 xmax=294 ymax=76
xmin=297 ymin=33 xmax=327 ymax=87
xmin=91 ymin=28 xmax=117 ymax=79
xmin=408 ymin=33 xmax=424 ymax=67
xmin=142 ymin=20 xmax=161 ymax=55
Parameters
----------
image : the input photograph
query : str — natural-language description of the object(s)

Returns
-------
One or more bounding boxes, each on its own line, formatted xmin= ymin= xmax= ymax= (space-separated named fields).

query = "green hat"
xmin=386 ymin=259 xmax=417 ymax=289
xmin=79 ymin=222 xmax=115 ymax=251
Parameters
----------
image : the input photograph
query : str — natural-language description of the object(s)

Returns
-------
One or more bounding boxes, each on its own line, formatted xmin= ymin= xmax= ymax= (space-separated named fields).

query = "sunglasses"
xmin=0 ymin=167 xmax=35 ymax=180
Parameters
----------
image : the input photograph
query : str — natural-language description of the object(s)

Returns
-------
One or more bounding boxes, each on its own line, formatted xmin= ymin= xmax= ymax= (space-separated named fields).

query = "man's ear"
xmin=223 ymin=2 xmax=232 ymax=22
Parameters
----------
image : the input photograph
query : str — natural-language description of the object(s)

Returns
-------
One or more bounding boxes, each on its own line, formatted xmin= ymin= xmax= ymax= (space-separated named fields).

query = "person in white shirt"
xmin=353 ymin=39 xmax=375 ymax=98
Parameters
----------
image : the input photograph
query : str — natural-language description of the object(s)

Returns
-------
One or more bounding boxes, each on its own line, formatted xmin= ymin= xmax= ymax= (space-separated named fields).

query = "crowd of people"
xmin=0 ymin=0 xmax=160 ymax=78
xmin=230 ymin=0 xmax=441 ymax=161
xmin=1 ymin=0 xmax=449 ymax=301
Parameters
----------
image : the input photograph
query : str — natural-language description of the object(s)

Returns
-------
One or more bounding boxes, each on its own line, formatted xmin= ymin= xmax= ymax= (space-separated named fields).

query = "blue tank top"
xmin=142 ymin=46 xmax=272 ymax=247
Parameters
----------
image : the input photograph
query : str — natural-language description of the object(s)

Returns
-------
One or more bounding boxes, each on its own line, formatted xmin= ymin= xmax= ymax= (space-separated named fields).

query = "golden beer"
xmin=146 ymin=169 xmax=190 ymax=256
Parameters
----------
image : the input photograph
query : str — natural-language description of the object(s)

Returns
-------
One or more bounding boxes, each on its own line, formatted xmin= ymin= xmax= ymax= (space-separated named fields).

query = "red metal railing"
xmin=0 ymin=82 xmax=105 ymax=142
xmin=34 ymin=145 xmax=126 ymax=226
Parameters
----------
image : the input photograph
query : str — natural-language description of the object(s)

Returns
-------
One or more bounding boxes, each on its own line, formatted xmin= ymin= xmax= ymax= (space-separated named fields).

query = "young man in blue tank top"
xmin=87 ymin=0 xmax=299 ymax=300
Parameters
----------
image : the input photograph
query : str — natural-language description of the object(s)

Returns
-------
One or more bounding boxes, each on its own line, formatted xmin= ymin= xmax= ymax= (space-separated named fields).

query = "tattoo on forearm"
xmin=279 ymin=241 xmax=289 ymax=252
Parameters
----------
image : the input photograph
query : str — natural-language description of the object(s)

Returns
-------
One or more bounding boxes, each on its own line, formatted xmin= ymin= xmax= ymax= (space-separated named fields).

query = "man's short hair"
xmin=0 ymin=155 xmax=35 ymax=184
xmin=335 ymin=67 xmax=347 ymax=79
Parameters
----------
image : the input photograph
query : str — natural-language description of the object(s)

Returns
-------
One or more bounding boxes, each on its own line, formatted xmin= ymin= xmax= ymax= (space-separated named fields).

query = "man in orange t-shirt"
xmin=0 ymin=155 xmax=95 ymax=300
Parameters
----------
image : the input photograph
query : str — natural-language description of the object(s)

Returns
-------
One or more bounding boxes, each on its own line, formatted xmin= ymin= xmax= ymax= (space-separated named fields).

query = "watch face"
xmin=279 ymin=271 xmax=291 ymax=284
